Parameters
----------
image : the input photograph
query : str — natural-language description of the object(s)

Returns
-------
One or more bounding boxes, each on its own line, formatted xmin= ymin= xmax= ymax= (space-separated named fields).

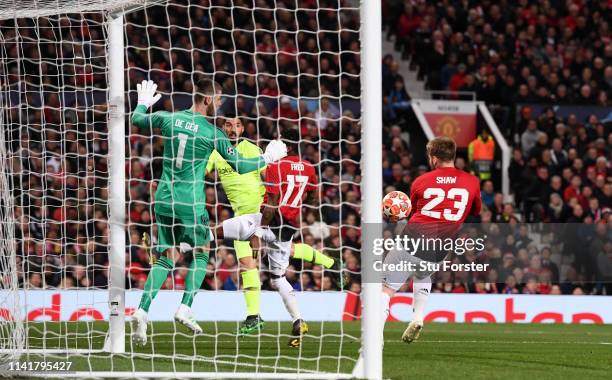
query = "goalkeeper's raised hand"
xmin=262 ymin=139 xmax=288 ymax=164
xmin=137 ymin=79 xmax=162 ymax=109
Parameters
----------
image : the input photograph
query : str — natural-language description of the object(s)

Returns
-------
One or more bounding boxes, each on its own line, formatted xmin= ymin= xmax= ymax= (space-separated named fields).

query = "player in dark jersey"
xmin=382 ymin=136 xmax=481 ymax=343
xmin=257 ymin=129 xmax=335 ymax=347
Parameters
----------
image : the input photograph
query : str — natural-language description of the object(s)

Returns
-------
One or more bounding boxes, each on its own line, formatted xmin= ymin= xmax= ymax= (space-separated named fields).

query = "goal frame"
xmin=3 ymin=1 xmax=384 ymax=378
xmin=357 ymin=0 xmax=383 ymax=379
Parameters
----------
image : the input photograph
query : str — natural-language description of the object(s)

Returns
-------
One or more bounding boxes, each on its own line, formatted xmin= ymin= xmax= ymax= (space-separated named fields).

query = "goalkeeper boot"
xmin=288 ymin=319 xmax=309 ymax=348
xmin=239 ymin=315 xmax=265 ymax=335
xmin=401 ymin=320 xmax=423 ymax=343
xmin=174 ymin=304 xmax=203 ymax=335
xmin=131 ymin=308 xmax=148 ymax=346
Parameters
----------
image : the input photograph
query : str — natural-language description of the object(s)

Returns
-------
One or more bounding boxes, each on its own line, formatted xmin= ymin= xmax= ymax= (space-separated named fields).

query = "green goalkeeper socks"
xmin=181 ymin=252 xmax=209 ymax=307
xmin=138 ymin=255 xmax=174 ymax=312
xmin=293 ymin=243 xmax=334 ymax=268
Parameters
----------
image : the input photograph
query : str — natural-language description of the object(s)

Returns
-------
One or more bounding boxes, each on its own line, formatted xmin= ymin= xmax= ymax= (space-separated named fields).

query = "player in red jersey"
xmin=382 ymin=136 xmax=482 ymax=343
xmin=257 ymin=129 xmax=335 ymax=347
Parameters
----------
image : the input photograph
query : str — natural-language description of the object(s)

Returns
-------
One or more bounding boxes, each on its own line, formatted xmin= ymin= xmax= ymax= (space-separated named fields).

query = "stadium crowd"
xmin=3 ymin=0 xmax=610 ymax=296
xmin=383 ymin=0 xmax=611 ymax=107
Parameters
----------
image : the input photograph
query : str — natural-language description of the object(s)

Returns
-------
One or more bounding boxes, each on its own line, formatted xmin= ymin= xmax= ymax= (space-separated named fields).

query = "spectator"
xmin=383 ymin=79 xmax=411 ymax=122
xmin=315 ymin=97 xmax=340 ymax=130
xmin=481 ymin=180 xmax=495 ymax=209
xmin=468 ymin=129 xmax=495 ymax=181
xmin=386 ymin=1 xmax=610 ymax=108
xmin=521 ymin=120 xmax=544 ymax=157
xmin=273 ymin=96 xmax=299 ymax=122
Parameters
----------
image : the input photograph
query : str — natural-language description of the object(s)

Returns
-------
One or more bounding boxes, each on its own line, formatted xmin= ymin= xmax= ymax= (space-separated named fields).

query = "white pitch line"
xmin=390 ymin=340 xmax=612 ymax=345
xmin=418 ymin=329 xmax=612 ymax=336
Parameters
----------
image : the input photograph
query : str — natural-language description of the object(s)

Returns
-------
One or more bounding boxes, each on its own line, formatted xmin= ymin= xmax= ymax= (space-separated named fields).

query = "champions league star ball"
xmin=382 ymin=191 xmax=412 ymax=220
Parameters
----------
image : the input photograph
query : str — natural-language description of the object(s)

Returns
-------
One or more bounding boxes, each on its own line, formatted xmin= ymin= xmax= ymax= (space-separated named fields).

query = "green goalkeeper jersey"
xmin=131 ymin=104 xmax=267 ymax=219
xmin=206 ymin=139 xmax=266 ymax=216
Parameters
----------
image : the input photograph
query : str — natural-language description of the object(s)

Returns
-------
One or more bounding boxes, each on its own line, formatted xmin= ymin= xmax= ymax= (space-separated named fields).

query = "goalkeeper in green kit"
xmin=130 ymin=79 xmax=287 ymax=345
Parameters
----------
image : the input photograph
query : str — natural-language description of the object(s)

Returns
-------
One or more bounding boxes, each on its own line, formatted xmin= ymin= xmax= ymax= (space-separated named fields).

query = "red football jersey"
xmin=409 ymin=166 xmax=481 ymax=224
xmin=265 ymin=155 xmax=318 ymax=225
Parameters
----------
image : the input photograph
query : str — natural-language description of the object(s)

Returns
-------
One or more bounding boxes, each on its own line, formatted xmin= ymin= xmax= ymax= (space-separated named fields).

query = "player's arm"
xmin=304 ymin=169 xmax=320 ymax=209
xmin=470 ymin=197 xmax=482 ymax=216
xmin=256 ymin=144 xmax=268 ymax=179
xmin=205 ymin=150 xmax=218 ymax=177
xmin=409 ymin=176 xmax=420 ymax=206
xmin=304 ymin=188 xmax=319 ymax=208
xmin=261 ymin=192 xmax=280 ymax=227
xmin=214 ymin=132 xmax=286 ymax=174
xmin=399 ymin=176 xmax=420 ymax=222
xmin=131 ymin=105 xmax=166 ymax=130
xmin=259 ymin=169 xmax=267 ymax=182
xmin=260 ymin=164 xmax=280 ymax=226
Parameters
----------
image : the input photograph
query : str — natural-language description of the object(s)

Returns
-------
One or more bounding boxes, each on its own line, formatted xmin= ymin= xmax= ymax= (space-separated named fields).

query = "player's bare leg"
xmin=238 ymin=235 xmax=264 ymax=335
xmin=401 ymin=276 xmax=431 ymax=343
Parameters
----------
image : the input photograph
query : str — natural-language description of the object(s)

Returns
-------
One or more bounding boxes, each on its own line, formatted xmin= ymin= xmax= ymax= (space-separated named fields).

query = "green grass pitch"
xmin=17 ymin=321 xmax=612 ymax=379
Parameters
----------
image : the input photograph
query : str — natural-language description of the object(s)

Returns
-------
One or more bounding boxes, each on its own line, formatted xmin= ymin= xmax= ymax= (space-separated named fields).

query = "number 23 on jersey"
xmin=420 ymin=187 xmax=469 ymax=221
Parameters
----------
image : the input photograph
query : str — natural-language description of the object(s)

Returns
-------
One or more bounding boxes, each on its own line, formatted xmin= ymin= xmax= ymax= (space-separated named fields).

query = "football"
xmin=382 ymin=191 xmax=412 ymax=220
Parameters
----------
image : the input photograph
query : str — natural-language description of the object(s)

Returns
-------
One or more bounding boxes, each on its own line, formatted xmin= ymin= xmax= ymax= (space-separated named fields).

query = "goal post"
xmin=358 ymin=0 xmax=383 ymax=379
xmin=0 ymin=87 xmax=25 ymax=373
xmin=106 ymin=9 xmax=126 ymax=355
xmin=0 ymin=0 xmax=383 ymax=378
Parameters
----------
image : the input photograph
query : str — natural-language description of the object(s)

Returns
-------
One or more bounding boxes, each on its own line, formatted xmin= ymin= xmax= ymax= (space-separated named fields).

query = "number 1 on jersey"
xmin=176 ymin=133 xmax=188 ymax=169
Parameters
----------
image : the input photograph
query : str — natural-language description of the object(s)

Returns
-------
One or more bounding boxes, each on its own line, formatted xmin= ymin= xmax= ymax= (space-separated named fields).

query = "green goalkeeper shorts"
xmin=155 ymin=214 xmax=211 ymax=253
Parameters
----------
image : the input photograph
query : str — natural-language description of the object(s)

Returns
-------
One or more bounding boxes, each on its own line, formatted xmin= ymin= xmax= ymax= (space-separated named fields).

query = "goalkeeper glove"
xmin=262 ymin=139 xmax=288 ymax=164
xmin=137 ymin=79 xmax=162 ymax=108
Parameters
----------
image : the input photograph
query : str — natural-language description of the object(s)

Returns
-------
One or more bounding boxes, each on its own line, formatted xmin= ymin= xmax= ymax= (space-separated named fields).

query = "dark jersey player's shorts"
xmin=155 ymin=214 xmax=211 ymax=253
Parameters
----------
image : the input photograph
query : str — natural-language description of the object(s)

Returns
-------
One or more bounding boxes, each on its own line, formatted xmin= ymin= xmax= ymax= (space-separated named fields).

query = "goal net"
xmin=0 ymin=0 xmax=369 ymax=377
